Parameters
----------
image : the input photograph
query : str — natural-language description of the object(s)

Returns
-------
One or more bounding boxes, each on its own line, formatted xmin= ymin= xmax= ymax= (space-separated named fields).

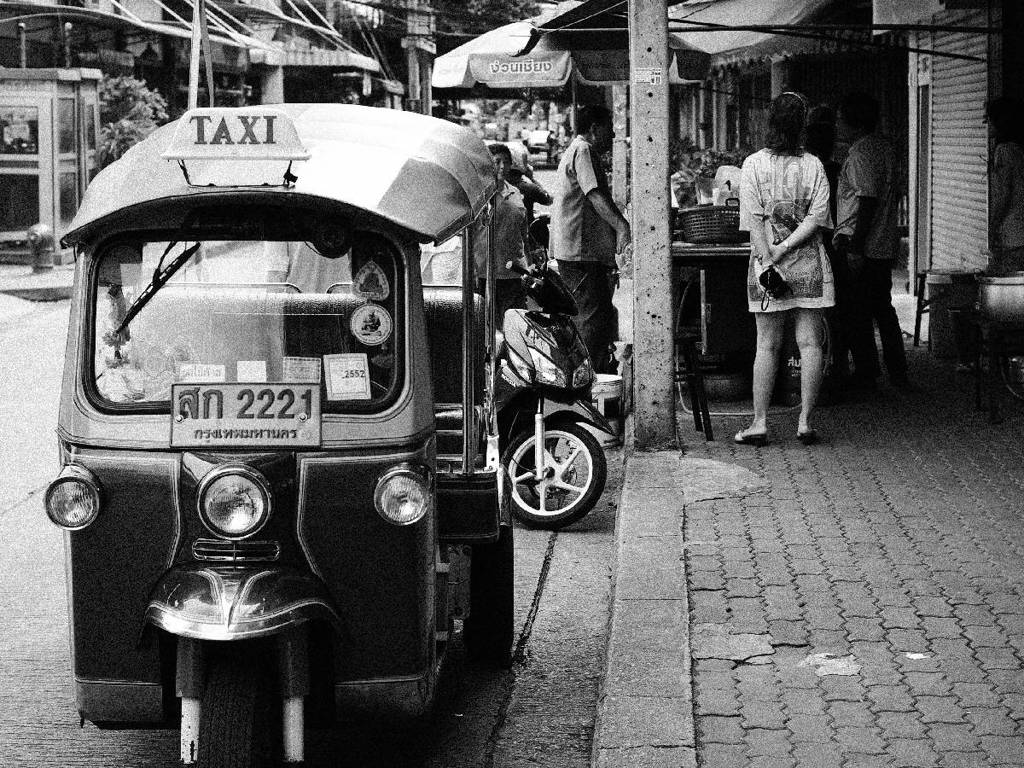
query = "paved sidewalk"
xmin=597 ymin=344 xmax=1024 ymax=767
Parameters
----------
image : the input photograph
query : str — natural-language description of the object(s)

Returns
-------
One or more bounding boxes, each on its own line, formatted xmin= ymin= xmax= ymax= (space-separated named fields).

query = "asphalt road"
xmin=0 ymin=298 xmax=620 ymax=768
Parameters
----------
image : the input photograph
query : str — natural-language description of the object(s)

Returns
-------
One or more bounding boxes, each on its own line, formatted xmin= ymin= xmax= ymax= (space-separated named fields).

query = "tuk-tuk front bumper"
xmin=145 ymin=564 xmax=343 ymax=641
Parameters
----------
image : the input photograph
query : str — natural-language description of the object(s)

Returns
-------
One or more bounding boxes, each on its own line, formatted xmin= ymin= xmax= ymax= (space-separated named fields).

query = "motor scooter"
xmin=496 ymin=260 xmax=613 ymax=529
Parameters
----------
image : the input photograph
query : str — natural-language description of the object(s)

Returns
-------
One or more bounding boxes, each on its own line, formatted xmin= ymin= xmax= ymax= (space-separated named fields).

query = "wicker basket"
xmin=676 ymin=203 xmax=746 ymax=244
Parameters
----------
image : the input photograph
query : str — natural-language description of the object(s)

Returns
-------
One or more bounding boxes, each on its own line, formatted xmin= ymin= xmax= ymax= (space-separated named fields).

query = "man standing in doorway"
xmin=833 ymin=91 xmax=908 ymax=389
xmin=549 ymin=105 xmax=631 ymax=374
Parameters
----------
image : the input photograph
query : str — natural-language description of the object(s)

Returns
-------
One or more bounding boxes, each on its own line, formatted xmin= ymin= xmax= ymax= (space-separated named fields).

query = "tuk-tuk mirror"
xmin=310 ymin=221 xmax=351 ymax=259
xmin=97 ymin=244 xmax=142 ymax=286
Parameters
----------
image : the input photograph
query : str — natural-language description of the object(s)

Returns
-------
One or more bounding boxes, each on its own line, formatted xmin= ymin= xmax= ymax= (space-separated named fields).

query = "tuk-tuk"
xmin=47 ymin=104 xmax=512 ymax=766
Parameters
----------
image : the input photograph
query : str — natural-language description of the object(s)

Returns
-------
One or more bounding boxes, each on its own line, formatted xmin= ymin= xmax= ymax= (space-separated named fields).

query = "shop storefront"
xmin=0 ymin=68 xmax=100 ymax=259
xmin=908 ymin=6 xmax=995 ymax=275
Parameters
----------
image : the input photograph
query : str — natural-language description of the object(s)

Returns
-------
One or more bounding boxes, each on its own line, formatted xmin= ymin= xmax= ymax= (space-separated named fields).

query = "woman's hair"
xmin=765 ymin=92 xmax=808 ymax=155
xmin=986 ymin=97 xmax=1024 ymax=144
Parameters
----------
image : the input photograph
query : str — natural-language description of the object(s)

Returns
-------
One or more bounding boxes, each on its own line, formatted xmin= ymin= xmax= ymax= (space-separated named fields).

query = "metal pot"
xmin=977 ymin=273 xmax=1024 ymax=321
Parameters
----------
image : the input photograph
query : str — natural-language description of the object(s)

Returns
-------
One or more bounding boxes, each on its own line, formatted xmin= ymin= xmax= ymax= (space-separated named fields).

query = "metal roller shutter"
xmin=929 ymin=11 xmax=989 ymax=272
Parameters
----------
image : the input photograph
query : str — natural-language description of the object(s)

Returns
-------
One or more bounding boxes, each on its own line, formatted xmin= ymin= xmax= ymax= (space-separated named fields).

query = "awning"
xmin=668 ymin=0 xmax=835 ymax=55
xmin=0 ymin=2 xmax=250 ymax=49
xmin=433 ymin=17 xmax=707 ymax=90
xmin=872 ymin=0 xmax=943 ymax=26
xmin=250 ymin=47 xmax=381 ymax=71
xmin=0 ymin=1 xmax=381 ymax=71
xmin=540 ymin=0 xmax=835 ymax=57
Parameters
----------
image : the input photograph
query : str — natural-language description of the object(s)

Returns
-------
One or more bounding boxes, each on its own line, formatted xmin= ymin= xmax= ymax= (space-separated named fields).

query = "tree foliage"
xmin=434 ymin=0 xmax=540 ymax=41
xmin=98 ymin=76 xmax=169 ymax=168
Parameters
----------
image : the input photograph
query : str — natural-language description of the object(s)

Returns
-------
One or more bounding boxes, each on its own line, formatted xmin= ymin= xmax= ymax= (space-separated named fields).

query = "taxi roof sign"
xmin=161 ymin=107 xmax=311 ymax=162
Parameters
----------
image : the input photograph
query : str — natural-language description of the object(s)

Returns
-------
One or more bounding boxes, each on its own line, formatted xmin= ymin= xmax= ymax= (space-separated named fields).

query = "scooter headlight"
xmin=197 ymin=466 xmax=271 ymax=540
xmin=374 ymin=464 xmax=432 ymax=526
xmin=529 ymin=347 xmax=567 ymax=387
xmin=45 ymin=466 xmax=101 ymax=530
xmin=506 ymin=347 xmax=534 ymax=382
xmin=572 ymin=358 xmax=594 ymax=389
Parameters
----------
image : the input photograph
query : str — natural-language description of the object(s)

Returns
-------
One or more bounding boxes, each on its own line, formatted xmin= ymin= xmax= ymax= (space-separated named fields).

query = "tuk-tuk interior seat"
xmin=422 ymin=286 xmax=486 ymax=463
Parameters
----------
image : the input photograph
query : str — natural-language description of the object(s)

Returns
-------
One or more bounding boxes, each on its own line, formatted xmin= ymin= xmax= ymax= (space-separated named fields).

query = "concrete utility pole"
xmin=403 ymin=0 xmax=435 ymax=114
xmin=611 ymin=84 xmax=629 ymax=209
xmin=628 ymin=0 xmax=674 ymax=447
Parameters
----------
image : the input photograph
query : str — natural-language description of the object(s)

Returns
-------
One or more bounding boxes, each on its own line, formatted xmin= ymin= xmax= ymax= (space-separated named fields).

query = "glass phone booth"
xmin=0 ymin=68 xmax=100 ymax=260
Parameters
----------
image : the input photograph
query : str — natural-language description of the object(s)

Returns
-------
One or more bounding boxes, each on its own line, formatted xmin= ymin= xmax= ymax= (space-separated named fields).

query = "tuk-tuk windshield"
xmin=91 ymin=233 xmax=403 ymax=413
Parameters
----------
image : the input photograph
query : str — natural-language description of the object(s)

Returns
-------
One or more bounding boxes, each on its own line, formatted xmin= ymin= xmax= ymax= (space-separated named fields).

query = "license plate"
xmin=171 ymin=383 xmax=321 ymax=448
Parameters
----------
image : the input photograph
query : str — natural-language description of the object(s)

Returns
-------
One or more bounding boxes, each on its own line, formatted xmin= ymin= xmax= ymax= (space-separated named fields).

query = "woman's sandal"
xmin=734 ymin=429 xmax=768 ymax=447
xmin=796 ymin=429 xmax=818 ymax=446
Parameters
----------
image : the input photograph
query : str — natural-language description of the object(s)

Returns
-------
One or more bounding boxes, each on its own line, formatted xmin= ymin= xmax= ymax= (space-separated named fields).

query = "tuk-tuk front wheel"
xmin=464 ymin=525 xmax=514 ymax=668
xmin=198 ymin=645 xmax=279 ymax=768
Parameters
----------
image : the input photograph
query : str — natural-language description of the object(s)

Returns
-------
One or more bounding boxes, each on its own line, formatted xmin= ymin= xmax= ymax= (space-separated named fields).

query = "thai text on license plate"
xmin=170 ymin=383 xmax=321 ymax=448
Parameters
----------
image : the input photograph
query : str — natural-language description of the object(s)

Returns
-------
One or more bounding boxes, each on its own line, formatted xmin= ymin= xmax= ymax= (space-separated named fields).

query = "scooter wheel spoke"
xmin=550 ymin=479 xmax=585 ymax=495
xmin=557 ymin=445 xmax=583 ymax=473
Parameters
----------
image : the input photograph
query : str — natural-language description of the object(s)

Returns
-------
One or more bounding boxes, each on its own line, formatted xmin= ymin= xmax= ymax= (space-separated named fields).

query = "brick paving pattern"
xmin=680 ymin=347 xmax=1024 ymax=767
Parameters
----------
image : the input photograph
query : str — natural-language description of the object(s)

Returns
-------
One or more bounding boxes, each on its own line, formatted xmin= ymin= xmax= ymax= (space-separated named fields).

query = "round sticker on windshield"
xmin=354 ymin=260 xmax=390 ymax=301
xmin=350 ymin=303 xmax=392 ymax=346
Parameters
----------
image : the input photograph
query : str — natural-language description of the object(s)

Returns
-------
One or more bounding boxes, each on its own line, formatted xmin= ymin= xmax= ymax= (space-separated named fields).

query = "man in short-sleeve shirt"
xmin=549 ymin=105 xmax=630 ymax=373
xmin=834 ymin=91 xmax=907 ymax=388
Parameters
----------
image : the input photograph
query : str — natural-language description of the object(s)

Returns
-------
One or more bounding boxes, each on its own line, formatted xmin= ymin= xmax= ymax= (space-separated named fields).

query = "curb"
xmin=592 ymin=449 xmax=697 ymax=768
xmin=0 ymin=265 xmax=75 ymax=303
xmin=0 ymin=285 xmax=73 ymax=302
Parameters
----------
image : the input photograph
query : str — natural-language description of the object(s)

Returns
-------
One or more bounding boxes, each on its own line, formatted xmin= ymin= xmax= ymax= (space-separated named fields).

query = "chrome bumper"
xmin=145 ymin=564 xmax=342 ymax=641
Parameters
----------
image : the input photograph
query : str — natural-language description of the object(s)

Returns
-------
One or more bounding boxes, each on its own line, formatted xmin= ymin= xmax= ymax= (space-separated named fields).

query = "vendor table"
xmin=671 ymin=242 xmax=752 ymax=364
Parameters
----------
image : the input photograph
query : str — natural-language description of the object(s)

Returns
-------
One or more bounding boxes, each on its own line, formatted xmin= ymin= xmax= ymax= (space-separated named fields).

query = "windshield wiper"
xmin=114 ymin=241 xmax=203 ymax=336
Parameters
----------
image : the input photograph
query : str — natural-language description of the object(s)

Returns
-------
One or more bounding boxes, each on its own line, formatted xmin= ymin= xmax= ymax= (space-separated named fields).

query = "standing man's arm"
xmin=574 ymin=140 xmax=631 ymax=253
xmin=849 ymin=196 xmax=878 ymax=255
xmin=520 ymin=176 xmax=553 ymax=207
xmin=834 ymin=147 xmax=880 ymax=268
xmin=585 ymin=188 xmax=631 ymax=252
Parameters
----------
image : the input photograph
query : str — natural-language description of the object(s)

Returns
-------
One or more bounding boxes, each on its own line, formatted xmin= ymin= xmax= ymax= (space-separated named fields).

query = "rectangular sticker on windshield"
xmin=178 ymin=363 xmax=226 ymax=382
xmin=283 ymin=356 xmax=321 ymax=383
xmin=324 ymin=353 xmax=371 ymax=401
xmin=237 ymin=360 xmax=267 ymax=382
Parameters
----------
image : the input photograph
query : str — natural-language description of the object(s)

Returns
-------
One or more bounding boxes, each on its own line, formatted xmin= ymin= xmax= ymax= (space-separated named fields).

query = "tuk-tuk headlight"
xmin=197 ymin=466 xmax=271 ymax=540
xmin=45 ymin=466 xmax=101 ymax=530
xmin=374 ymin=465 xmax=432 ymax=526
xmin=529 ymin=348 xmax=567 ymax=387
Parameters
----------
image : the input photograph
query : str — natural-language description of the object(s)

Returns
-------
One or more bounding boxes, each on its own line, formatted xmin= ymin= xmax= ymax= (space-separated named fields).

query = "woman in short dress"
xmin=734 ymin=92 xmax=834 ymax=446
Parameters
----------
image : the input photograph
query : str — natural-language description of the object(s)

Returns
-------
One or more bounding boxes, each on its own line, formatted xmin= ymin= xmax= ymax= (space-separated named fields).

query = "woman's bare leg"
xmin=741 ymin=311 xmax=786 ymax=436
xmin=794 ymin=308 xmax=826 ymax=434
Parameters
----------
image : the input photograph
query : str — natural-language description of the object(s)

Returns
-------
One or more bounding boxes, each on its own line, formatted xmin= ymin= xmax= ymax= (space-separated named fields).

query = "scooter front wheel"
xmin=503 ymin=422 xmax=607 ymax=530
